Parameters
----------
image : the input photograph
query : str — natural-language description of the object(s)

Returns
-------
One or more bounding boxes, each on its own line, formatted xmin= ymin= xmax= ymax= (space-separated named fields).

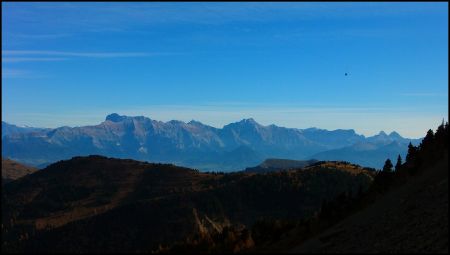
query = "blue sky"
xmin=2 ymin=2 xmax=448 ymax=138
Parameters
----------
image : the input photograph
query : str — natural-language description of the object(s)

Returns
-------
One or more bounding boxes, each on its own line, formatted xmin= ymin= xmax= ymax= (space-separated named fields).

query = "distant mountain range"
xmin=311 ymin=131 xmax=422 ymax=168
xmin=1 ymin=114 xmax=422 ymax=170
xmin=2 ymin=122 xmax=50 ymax=138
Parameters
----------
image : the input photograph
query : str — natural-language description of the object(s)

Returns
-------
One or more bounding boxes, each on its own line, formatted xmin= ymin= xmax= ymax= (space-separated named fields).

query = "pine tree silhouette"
xmin=382 ymin=159 xmax=393 ymax=172
xmin=406 ymin=142 xmax=417 ymax=164
xmin=420 ymin=129 xmax=435 ymax=151
xmin=395 ymin=155 xmax=402 ymax=171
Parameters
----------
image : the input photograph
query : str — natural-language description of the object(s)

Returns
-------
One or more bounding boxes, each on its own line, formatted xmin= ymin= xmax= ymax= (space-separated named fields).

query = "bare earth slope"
xmin=2 ymin=158 xmax=37 ymax=184
xmin=291 ymin=153 xmax=448 ymax=253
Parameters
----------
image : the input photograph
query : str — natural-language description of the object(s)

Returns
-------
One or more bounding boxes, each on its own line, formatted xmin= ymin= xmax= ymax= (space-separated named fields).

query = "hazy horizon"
xmin=2 ymin=2 xmax=448 ymax=138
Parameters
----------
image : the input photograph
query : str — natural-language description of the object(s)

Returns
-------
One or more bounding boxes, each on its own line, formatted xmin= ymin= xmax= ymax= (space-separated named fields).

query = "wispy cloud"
xmin=2 ymin=50 xmax=178 ymax=63
xmin=13 ymin=33 xmax=73 ymax=39
xmin=2 ymin=50 xmax=163 ymax=58
xmin=400 ymin=92 xmax=442 ymax=97
xmin=4 ymin=2 xmax=446 ymax=33
xmin=2 ymin=68 xmax=27 ymax=78
xmin=1 ymin=68 xmax=46 ymax=79
xmin=2 ymin=57 xmax=67 ymax=63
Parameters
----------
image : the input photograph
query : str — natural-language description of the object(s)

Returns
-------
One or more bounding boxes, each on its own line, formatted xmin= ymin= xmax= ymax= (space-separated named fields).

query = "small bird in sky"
xmin=345 ymin=73 xmax=348 ymax=76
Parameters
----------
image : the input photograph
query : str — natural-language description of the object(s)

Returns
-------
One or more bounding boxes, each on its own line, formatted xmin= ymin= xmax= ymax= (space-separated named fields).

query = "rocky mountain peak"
xmin=389 ymin=131 xmax=403 ymax=139
xmin=188 ymin=120 xmax=204 ymax=126
xmin=378 ymin=131 xmax=387 ymax=136
xmin=105 ymin=113 xmax=127 ymax=122
xmin=378 ymin=131 xmax=388 ymax=136
xmin=242 ymin=118 xmax=257 ymax=124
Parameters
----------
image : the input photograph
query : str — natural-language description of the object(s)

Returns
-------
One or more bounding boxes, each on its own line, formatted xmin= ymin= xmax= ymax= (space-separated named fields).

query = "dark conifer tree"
xmin=395 ymin=154 xmax=402 ymax=171
xmin=434 ymin=120 xmax=447 ymax=150
xmin=382 ymin=159 xmax=393 ymax=172
xmin=444 ymin=122 xmax=449 ymax=148
xmin=406 ymin=142 xmax=417 ymax=164
xmin=420 ymin=129 xmax=435 ymax=150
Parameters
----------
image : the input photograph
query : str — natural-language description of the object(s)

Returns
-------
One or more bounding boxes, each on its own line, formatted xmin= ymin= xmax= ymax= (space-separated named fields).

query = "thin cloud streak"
xmin=400 ymin=92 xmax=443 ymax=97
xmin=1 ymin=68 xmax=48 ymax=79
xmin=4 ymin=2 xmax=445 ymax=28
xmin=2 ymin=50 xmax=160 ymax=58
xmin=13 ymin=33 xmax=73 ymax=39
xmin=2 ymin=68 xmax=27 ymax=78
xmin=2 ymin=57 xmax=67 ymax=63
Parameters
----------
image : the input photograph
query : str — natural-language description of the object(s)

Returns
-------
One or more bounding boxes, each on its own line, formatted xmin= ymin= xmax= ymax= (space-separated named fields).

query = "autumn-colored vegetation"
xmin=1 ymin=158 xmax=37 ymax=184
xmin=2 ymin=155 xmax=373 ymax=252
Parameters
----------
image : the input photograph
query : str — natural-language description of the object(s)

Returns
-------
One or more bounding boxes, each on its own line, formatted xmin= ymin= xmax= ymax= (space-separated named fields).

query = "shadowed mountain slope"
xmin=1 ymin=156 xmax=374 ymax=253
xmin=291 ymin=153 xmax=448 ymax=253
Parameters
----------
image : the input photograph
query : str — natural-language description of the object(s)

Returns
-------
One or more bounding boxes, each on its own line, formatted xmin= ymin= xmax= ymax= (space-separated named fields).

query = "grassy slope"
xmin=289 ymin=153 xmax=448 ymax=253
xmin=2 ymin=158 xmax=37 ymax=184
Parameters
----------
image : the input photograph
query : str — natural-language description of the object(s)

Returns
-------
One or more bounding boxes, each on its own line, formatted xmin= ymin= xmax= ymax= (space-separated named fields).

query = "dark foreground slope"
xmin=1 ymin=156 xmax=373 ymax=253
xmin=291 ymin=154 xmax=448 ymax=253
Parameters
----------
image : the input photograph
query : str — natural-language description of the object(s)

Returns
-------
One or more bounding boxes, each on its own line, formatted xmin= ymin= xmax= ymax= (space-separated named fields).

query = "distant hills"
xmin=244 ymin=158 xmax=319 ymax=173
xmin=1 ymin=114 xmax=421 ymax=170
xmin=1 ymin=158 xmax=37 ymax=184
